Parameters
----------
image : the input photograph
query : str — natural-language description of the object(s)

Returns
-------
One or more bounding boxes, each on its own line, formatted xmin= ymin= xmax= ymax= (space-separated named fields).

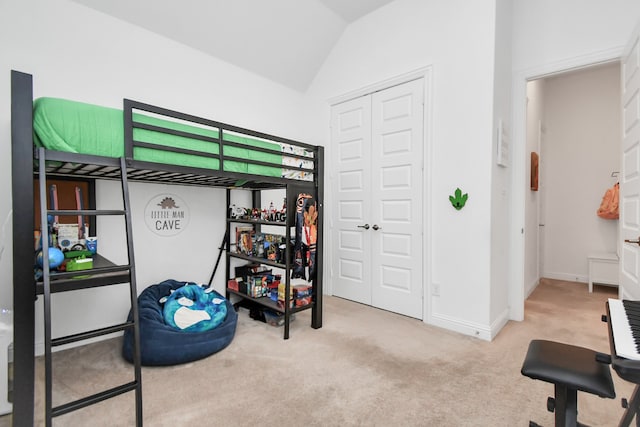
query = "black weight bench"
xmin=521 ymin=340 xmax=616 ymax=427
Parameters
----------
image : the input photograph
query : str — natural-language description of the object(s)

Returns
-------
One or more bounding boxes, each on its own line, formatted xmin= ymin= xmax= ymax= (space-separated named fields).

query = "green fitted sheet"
xmin=33 ymin=97 xmax=282 ymax=177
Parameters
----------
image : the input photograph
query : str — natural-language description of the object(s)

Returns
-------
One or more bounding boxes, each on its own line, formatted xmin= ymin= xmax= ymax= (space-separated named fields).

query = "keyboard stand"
xmin=605 ymin=301 xmax=640 ymax=426
xmin=618 ymin=384 xmax=640 ymax=427
xmin=521 ymin=340 xmax=616 ymax=427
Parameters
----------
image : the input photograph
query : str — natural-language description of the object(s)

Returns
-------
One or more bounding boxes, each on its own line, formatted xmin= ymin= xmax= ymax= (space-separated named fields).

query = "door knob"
xmin=625 ymin=237 xmax=640 ymax=245
xmin=357 ymin=224 xmax=370 ymax=230
xmin=372 ymin=224 xmax=381 ymax=231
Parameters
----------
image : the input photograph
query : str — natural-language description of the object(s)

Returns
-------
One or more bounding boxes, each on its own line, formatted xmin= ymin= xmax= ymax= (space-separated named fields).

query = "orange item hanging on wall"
xmin=597 ymin=183 xmax=619 ymax=220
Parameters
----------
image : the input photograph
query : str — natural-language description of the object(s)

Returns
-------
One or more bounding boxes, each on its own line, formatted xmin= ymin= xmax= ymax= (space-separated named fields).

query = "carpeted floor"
xmin=0 ymin=278 xmax=630 ymax=426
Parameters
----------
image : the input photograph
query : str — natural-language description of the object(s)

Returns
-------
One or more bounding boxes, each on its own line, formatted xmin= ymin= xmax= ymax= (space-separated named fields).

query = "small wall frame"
xmin=530 ymin=152 xmax=539 ymax=191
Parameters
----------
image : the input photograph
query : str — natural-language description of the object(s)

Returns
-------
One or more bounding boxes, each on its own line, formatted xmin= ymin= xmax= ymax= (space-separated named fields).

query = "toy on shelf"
xmin=34 ymin=184 xmax=96 ymax=277
xmin=228 ymin=199 xmax=287 ymax=223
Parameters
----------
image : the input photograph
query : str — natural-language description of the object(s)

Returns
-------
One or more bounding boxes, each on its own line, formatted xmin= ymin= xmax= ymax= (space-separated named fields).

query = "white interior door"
xmin=331 ymin=96 xmax=372 ymax=305
xmin=370 ymin=80 xmax=424 ymax=318
xmin=331 ymin=79 xmax=424 ymax=319
xmin=620 ymin=21 xmax=640 ymax=299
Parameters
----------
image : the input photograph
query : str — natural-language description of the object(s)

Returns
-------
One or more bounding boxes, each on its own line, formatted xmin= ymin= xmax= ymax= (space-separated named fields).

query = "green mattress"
xmin=33 ymin=97 xmax=283 ymax=177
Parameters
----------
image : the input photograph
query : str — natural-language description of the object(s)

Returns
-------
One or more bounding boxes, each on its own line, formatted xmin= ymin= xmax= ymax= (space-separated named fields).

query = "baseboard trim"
xmin=490 ymin=308 xmax=510 ymax=340
xmin=35 ymin=341 xmax=44 ymax=357
xmin=429 ymin=313 xmax=492 ymax=341
xmin=525 ymin=278 xmax=539 ymax=299
xmin=542 ymin=272 xmax=587 ymax=283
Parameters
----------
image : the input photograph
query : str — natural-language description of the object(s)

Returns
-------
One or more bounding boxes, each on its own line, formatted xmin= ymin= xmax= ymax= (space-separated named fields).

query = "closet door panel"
xmin=621 ymin=22 xmax=640 ymax=299
xmin=331 ymin=96 xmax=373 ymax=304
xmin=371 ymin=79 xmax=424 ymax=319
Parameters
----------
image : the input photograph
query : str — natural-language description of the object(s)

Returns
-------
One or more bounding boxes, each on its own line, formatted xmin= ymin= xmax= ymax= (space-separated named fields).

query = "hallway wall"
xmin=541 ymin=63 xmax=621 ymax=282
xmin=524 ymin=79 xmax=545 ymax=296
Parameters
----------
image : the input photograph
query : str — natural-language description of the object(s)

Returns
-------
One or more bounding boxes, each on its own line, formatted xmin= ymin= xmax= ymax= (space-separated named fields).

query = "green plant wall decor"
xmin=449 ymin=188 xmax=468 ymax=210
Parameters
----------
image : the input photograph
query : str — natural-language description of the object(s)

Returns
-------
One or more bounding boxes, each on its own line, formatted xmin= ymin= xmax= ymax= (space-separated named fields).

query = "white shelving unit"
xmin=587 ymin=252 xmax=619 ymax=293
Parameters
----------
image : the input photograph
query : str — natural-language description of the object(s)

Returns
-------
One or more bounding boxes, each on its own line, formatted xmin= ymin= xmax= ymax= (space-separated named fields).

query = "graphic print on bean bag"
xmin=122 ymin=279 xmax=238 ymax=366
xmin=160 ymin=283 xmax=227 ymax=332
xmin=291 ymin=193 xmax=317 ymax=280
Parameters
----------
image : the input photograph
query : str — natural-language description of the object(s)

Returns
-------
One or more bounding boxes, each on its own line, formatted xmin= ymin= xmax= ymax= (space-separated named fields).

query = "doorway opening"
xmin=523 ymin=61 xmax=621 ymax=303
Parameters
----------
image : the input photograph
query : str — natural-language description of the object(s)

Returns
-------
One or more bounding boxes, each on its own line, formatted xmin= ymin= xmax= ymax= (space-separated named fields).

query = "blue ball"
xmin=36 ymin=247 xmax=65 ymax=269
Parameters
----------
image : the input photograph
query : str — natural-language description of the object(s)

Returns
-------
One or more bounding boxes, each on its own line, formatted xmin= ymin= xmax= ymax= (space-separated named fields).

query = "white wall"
xmin=512 ymin=0 xmax=640 ymax=73
xmin=304 ymin=0 xmax=500 ymax=338
xmin=0 ymin=0 xmax=308 ymax=351
xmin=489 ymin=0 xmax=513 ymax=334
xmin=541 ymin=64 xmax=621 ymax=282
xmin=509 ymin=0 xmax=640 ymax=320
xmin=35 ymin=181 xmax=229 ymax=348
xmin=524 ymin=79 xmax=545 ymax=296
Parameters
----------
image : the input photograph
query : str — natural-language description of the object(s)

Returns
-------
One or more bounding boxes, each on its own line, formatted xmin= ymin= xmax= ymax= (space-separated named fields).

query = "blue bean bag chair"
xmin=122 ymin=279 xmax=237 ymax=366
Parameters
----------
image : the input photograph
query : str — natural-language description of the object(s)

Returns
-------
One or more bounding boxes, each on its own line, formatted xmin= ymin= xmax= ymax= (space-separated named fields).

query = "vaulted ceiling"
xmin=71 ymin=0 xmax=397 ymax=92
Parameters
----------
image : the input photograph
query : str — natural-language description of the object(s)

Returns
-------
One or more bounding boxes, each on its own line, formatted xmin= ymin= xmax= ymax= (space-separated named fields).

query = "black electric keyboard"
xmin=605 ymin=298 xmax=640 ymax=427
xmin=606 ymin=298 xmax=640 ymax=384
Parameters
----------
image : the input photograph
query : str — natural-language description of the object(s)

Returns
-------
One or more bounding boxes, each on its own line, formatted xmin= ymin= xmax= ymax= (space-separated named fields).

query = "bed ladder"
xmin=36 ymin=148 xmax=143 ymax=426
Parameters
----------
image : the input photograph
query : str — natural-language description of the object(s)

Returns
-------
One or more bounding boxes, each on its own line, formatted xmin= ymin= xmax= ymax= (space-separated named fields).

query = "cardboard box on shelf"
xmin=293 ymin=284 xmax=312 ymax=307
xmin=278 ymin=283 xmax=294 ymax=309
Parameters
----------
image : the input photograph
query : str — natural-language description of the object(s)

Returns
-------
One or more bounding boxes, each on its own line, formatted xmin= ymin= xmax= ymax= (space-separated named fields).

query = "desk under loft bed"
xmin=10 ymin=70 xmax=324 ymax=426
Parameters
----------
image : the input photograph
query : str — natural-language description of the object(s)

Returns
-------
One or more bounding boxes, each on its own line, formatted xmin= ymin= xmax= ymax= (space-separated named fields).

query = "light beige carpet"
xmin=0 ymin=279 xmax=632 ymax=426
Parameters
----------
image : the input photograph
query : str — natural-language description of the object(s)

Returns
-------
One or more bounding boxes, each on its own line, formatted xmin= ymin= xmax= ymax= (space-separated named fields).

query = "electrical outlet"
xmin=432 ymin=283 xmax=440 ymax=296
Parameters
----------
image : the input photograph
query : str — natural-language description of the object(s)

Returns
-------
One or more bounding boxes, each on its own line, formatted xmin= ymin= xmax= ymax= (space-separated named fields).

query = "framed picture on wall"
xmin=531 ymin=152 xmax=539 ymax=191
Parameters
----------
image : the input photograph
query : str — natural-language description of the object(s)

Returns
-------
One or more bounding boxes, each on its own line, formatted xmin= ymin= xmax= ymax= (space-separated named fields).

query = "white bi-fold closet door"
xmin=331 ymin=78 xmax=424 ymax=319
xmin=620 ymin=20 xmax=640 ymax=299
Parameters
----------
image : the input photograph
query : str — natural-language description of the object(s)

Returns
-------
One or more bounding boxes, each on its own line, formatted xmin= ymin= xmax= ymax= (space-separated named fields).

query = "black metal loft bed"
xmin=10 ymin=70 xmax=324 ymax=426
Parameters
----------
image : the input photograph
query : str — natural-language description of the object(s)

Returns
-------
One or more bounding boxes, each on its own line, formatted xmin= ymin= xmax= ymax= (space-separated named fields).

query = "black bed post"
xmin=123 ymin=99 xmax=134 ymax=161
xmin=312 ymin=146 xmax=324 ymax=329
xmin=11 ymin=70 xmax=36 ymax=426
